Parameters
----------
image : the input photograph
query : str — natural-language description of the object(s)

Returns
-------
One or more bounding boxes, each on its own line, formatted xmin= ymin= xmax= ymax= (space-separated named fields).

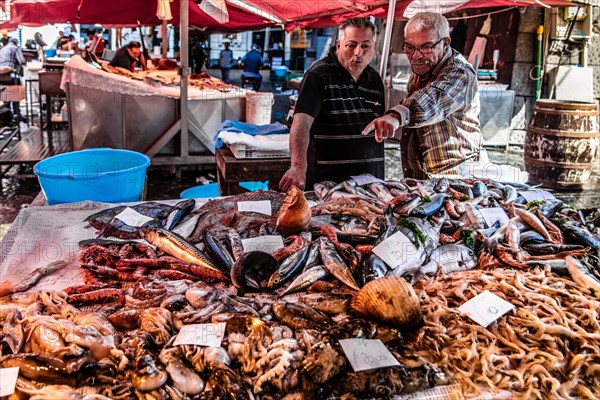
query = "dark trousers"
xmin=221 ymin=68 xmax=231 ymax=83
xmin=241 ymin=72 xmax=262 ymax=91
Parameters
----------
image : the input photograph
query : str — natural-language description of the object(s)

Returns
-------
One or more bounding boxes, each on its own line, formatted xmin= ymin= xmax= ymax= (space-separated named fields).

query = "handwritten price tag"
xmin=339 ymin=339 xmax=400 ymax=372
xmin=237 ymin=200 xmax=272 ymax=216
xmin=372 ymin=231 xmax=421 ymax=269
xmin=458 ymin=290 xmax=515 ymax=328
xmin=115 ymin=207 xmax=155 ymax=227
xmin=0 ymin=367 xmax=19 ymax=397
xmin=174 ymin=323 xmax=226 ymax=347
xmin=350 ymin=174 xmax=385 ymax=186
xmin=479 ymin=207 xmax=509 ymax=228
xmin=519 ymin=190 xmax=556 ymax=203
xmin=241 ymin=235 xmax=284 ymax=254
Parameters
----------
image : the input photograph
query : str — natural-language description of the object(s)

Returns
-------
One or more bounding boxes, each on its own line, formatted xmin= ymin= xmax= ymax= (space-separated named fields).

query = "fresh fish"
xmin=420 ymin=244 xmax=476 ymax=276
xmin=502 ymin=185 xmax=518 ymax=202
xmin=319 ymin=237 xmax=360 ymax=291
xmin=504 ymin=220 xmax=521 ymax=253
xmin=301 ymin=241 xmax=321 ymax=272
xmin=203 ymin=232 xmax=235 ymax=275
xmin=356 ymin=253 xmax=387 ymax=287
xmin=433 ymin=177 xmax=449 ymax=193
xmin=226 ymin=229 xmax=244 ymax=261
xmin=140 ymin=227 xmax=226 ymax=278
xmin=323 ymin=179 xmax=355 ymax=201
xmin=537 ymin=199 xmax=564 ymax=217
xmin=515 ymin=208 xmax=551 ymax=241
xmin=396 ymin=197 xmax=421 ymax=216
xmin=411 ymin=193 xmax=447 ymax=218
xmin=519 ymin=230 xmax=547 ymax=245
xmin=566 ymin=256 xmax=600 ymax=296
xmin=561 ymin=223 xmax=600 ymax=249
xmin=368 ymin=182 xmax=395 ymax=203
xmin=335 ymin=232 xmax=378 ymax=245
xmin=522 ymin=243 xmax=584 ymax=255
xmin=281 ymin=265 xmax=329 ymax=296
xmin=472 ymin=181 xmax=487 ymax=197
xmin=165 ymin=199 xmax=196 ymax=230
xmin=268 ymin=245 xmax=310 ymax=289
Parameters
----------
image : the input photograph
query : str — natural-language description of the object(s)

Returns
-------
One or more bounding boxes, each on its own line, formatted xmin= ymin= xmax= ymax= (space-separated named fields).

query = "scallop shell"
xmin=350 ymin=276 xmax=423 ymax=328
xmin=276 ymin=185 xmax=311 ymax=236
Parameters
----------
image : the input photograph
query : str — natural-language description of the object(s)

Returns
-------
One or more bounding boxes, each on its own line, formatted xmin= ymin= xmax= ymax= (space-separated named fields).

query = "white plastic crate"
xmin=228 ymin=143 xmax=289 ymax=159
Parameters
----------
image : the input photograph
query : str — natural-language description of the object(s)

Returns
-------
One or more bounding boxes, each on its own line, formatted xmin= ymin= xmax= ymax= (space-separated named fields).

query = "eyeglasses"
xmin=402 ymin=38 xmax=444 ymax=55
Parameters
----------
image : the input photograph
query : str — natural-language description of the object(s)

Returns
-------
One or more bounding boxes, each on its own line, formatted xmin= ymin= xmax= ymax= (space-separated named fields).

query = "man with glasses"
xmin=362 ymin=12 xmax=484 ymax=179
xmin=279 ymin=18 xmax=385 ymax=192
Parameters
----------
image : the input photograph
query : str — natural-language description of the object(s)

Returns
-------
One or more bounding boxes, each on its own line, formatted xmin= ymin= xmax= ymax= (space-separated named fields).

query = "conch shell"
xmin=350 ymin=276 xmax=423 ymax=329
xmin=276 ymin=185 xmax=311 ymax=236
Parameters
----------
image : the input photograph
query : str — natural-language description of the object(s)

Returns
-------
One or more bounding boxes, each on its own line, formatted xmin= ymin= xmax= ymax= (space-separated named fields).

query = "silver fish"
xmin=281 ymin=265 xmax=329 ymax=296
xmin=419 ymin=244 xmax=477 ymax=275
xmin=368 ymin=182 xmax=395 ymax=203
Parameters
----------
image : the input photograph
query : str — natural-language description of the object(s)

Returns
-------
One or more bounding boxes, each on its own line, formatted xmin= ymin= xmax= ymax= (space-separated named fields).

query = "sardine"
xmin=268 ymin=246 xmax=310 ymax=289
xmin=302 ymin=241 xmax=322 ymax=272
xmin=319 ymin=237 xmax=359 ymax=291
xmin=281 ymin=265 xmax=329 ymax=296
xmin=165 ymin=199 xmax=196 ymax=230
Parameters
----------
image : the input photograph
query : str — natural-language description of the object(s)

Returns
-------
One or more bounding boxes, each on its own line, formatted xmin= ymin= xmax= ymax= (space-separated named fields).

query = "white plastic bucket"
xmin=246 ymin=91 xmax=274 ymax=125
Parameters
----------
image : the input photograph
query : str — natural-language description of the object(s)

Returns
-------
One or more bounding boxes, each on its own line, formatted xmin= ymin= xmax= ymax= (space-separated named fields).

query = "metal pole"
xmin=534 ymin=25 xmax=543 ymax=101
xmin=162 ymin=20 xmax=168 ymax=58
xmin=379 ymin=0 xmax=397 ymax=81
xmin=180 ymin=0 xmax=189 ymax=157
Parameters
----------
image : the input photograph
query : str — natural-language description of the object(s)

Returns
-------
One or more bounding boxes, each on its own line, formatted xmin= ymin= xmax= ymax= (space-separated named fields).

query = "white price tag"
xmin=372 ymin=231 xmax=421 ymax=269
xmin=519 ymin=190 xmax=556 ymax=203
xmin=237 ymin=200 xmax=272 ymax=216
xmin=479 ymin=207 xmax=509 ymax=228
xmin=241 ymin=235 xmax=284 ymax=254
xmin=339 ymin=339 xmax=400 ymax=372
xmin=458 ymin=290 xmax=515 ymax=328
xmin=0 ymin=367 xmax=19 ymax=397
xmin=115 ymin=207 xmax=155 ymax=227
xmin=350 ymin=174 xmax=385 ymax=186
xmin=174 ymin=323 xmax=226 ymax=347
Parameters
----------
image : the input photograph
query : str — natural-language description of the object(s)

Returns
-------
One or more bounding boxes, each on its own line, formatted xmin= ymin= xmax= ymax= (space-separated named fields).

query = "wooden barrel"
xmin=524 ymin=100 xmax=599 ymax=190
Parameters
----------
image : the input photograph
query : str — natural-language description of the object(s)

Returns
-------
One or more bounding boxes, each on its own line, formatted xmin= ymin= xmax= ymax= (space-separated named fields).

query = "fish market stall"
xmin=61 ymin=56 xmax=247 ymax=165
xmin=0 ymin=177 xmax=599 ymax=399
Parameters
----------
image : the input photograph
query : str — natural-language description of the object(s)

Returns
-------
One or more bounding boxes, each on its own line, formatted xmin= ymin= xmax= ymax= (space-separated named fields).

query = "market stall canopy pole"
xmin=379 ymin=0 xmax=396 ymax=80
xmin=181 ymin=0 xmax=189 ymax=154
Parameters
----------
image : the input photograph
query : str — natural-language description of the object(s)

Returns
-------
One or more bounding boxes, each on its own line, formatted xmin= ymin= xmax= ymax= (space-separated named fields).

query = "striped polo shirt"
xmin=294 ymin=48 xmax=385 ymax=187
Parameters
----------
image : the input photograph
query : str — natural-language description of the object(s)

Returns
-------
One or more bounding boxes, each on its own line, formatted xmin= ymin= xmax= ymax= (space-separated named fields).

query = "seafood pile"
xmin=1 ymin=176 xmax=600 ymax=399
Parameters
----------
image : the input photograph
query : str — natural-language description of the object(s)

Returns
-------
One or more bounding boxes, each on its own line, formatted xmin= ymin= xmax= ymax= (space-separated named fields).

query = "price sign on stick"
xmin=0 ymin=367 xmax=19 ymax=397
xmin=237 ymin=200 xmax=272 ymax=216
xmin=458 ymin=290 xmax=514 ymax=328
xmin=174 ymin=323 xmax=226 ymax=347
xmin=241 ymin=235 xmax=284 ymax=254
xmin=339 ymin=339 xmax=400 ymax=372
xmin=115 ymin=207 xmax=155 ymax=227
xmin=373 ymin=231 xmax=421 ymax=269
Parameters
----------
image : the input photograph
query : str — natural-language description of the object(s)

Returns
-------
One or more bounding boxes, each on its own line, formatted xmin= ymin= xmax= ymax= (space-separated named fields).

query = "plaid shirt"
xmin=0 ymin=43 xmax=25 ymax=70
xmin=390 ymin=47 xmax=482 ymax=179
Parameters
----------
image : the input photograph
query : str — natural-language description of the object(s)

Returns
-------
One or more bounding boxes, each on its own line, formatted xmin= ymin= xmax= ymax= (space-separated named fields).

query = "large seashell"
xmin=276 ymin=185 xmax=311 ymax=236
xmin=350 ymin=276 xmax=423 ymax=329
xmin=230 ymin=251 xmax=278 ymax=291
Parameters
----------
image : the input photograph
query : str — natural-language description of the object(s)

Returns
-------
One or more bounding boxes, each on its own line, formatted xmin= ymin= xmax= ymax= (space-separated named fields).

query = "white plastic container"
xmin=246 ymin=91 xmax=274 ymax=125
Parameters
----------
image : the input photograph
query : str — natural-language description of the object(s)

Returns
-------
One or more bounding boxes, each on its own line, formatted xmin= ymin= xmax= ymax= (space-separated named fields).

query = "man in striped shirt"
xmin=279 ymin=18 xmax=385 ymax=192
xmin=363 ymin=12 xmax=484 ymax=180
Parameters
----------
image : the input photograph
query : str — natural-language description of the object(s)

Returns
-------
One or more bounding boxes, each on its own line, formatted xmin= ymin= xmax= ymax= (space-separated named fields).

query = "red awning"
xmin=4 ymin=0 xmax=276 ymax=31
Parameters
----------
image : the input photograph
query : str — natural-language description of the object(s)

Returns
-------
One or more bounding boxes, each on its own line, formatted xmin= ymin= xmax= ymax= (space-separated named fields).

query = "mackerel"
xmin=140 ymin=227 xmax=223 ymax=275
xmin=319 ymin=237 xmax=360 ymax=291
xmin=165 ymin=199 xmax=196 ymax=230
xmin=281 ymin=265 xmax=329 ymax=296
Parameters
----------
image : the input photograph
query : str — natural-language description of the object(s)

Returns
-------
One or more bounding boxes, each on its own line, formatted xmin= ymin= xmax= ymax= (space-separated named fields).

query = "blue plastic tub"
xmin=34 ymin=148 xmax=150 ymax=205
xmin=180 ymin=181 xmax=268 ymax=199
xmin=44 ymin=49 xmax=57 ymax=58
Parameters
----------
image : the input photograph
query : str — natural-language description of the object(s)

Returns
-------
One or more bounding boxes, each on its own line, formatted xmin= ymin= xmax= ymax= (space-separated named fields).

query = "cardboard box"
xmin=0 ymin=85 xmax=26 ymax=102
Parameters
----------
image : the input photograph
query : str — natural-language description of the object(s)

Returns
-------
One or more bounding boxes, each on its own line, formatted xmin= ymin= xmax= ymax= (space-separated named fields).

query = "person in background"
xmin=278 ymin=18 xmax=384 ymax=192
xmin=0 ymin=38 xmax=25 ymax=120
xmin=219 ymin=42 xmax=234 ymax=83
xmin=362 ymin=12 xmax=484 ymax=180
xmin=56 ymin=31 xmax=71 ymax=49
xmin=109 ymin=41 xmax=147 ymax=72
xmin=0 ymin=31 xmax=9 ymax=47
xmin=240 ymin=43 xmax=264 ymax=91
xmin=66 ymin=35 xmax=78 ymax=52
xmin=84 ymin=30 xmax=105 ymax=58
xmin=191 ymin=43 xmax=206 ymax=73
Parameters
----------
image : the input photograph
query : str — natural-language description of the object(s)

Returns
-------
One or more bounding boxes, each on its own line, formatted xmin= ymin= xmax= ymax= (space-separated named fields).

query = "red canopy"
xmin=3 ymin=0 xmax=276 ymax=31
